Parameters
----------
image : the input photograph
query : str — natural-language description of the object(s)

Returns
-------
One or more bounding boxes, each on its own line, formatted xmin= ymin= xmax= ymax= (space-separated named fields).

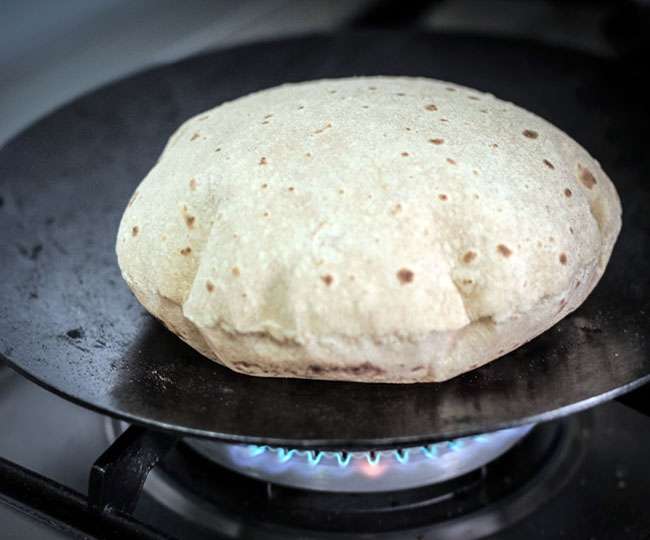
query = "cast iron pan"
xmin=0 ymin=31 xmax=648 ymax=449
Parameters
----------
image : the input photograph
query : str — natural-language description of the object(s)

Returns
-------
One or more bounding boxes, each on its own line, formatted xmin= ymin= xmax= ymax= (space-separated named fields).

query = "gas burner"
xmin=105 ymin=417 xmax=585 ymax=538
xmin=186 ymin=425 xmax=534 ymax=492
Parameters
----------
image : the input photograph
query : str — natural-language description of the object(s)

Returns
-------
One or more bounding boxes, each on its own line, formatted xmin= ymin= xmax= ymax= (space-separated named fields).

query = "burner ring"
xmin=185 ymin=425 xmax=534 ymax=492
xmin=105 ymin=415 xmax=587 ymax=538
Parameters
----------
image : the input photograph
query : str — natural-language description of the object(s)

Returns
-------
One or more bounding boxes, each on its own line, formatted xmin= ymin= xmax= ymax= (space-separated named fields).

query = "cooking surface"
xmin=0 ymin=31 xmax=649 ymax=447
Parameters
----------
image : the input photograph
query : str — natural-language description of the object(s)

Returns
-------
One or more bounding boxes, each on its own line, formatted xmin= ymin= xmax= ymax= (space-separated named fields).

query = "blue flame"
xmin=248 ymin=445 xmax=267 ymax=457
xmin=421 ymin=444 xmax=437 ymax=459
xmin=366 ymin=452 xmax=381 ymax=466
xmin=336 ymin=452 xmax=352 ymax=467
xmin=447 ymin=439 xmax=464 ymax=451
xmin=308 ymin=450 xmax=324 ymax=466
xmin=242 ymin=433 xmax=488 ymax=470
xmin=394 ymin=449 xmax=410 ymax=464
xmin=278 ymin=448 xmax=296 ymax=463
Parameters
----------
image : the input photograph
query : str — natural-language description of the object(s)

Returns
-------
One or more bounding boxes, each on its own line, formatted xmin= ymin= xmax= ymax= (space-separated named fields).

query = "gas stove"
xmin=2 ymin=2 xmax=650 ymax=539
xmin=2 ymin=369 xmax=650 ymax=539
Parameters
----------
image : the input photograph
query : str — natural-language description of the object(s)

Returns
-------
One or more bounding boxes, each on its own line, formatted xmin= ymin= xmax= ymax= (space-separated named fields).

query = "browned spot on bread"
xmin=429 ymin=138 xmax=444 ymax=145
xmin=127 ymin=191 xmax=139 ymax=208
xmin=473 ymin=170 xmax=479 ymax=176
xmin=425 ymin=104 xmax=438 ymax=111
xmin=497 ymin=244 xmax=513 ymax=257
xmin=440 ymin=118 xmax=448 ymax=122
xmin=463 ymin=251 xmax=477 ymax=263
xmin=259 ymin=157 xmax=268 ymax=165
xmin=543 ymin=159 xmax=555 ymax=170
xmin=232 ymin=267 xmax=240 ymax=277
xmin=313 ymin=122 xmax=332 ymax=134
xmin=261 ymin=120 xmax=270 ymax=125
xmin=206 ymin=280 xmax=214 ymax=293
xmin=564 ymin=188 xmax=572 ymax=197
xmin=264 ymin=113 xmax=273 ymax=119
xmin=215 ymin=147 xmax=221 ymax=152
xmin=131 ymin=226 xmax=139 ymax=236
xmin=468 ymin=95 xmax=480 ymax=100
xmin=198 ymin=115 xmax=209 ymax=121
xmin=162 ymin=320 xmax=178 ymax=334
xmin=321 ymin=274 xmax=333 ymax=286
xmin=438 ymin=194 xmax=448 ymax=201
xmin=490 ymin=143 xmax=498 ymax=149
xmin=261 ymin=183 xmax=268 ymax=189
xmin=305 ymin=152 xmax=312 ymax=158
xmin=288 ymin=186 xmax=295 ymax=192
xmin=329 ymin=90 xmax=337 ymax=94
xmin=522 ymin=129 xmax=538 ymax=139
xmin=401 ymin=151 xmax=410 ymax=157
xmin=297 ymin=105 xmax=305 ymax=110
xmin=368 ymin=86 xmax=377 ymax=90
xmin=405 ymin=127 xmax=411 ymax=131
xmin=396 ymin=92 xmax=406 ymax=96
xmin=263 ymin=211 xmax=269 ymax=217
xmin=180 ymin=247 xmax=192 ymax=256
xmin=308 ymin=362 xmax=385 ymax=376
xmin=391 ymin=203 xmax=402 ymax=215
xmin=446 ymin=158 xmax=457 ymax=165
xmin=184 ymin=215 xmax=195 ymax=228
xmin=446 ymin=87 xmax=456 ymax=92
xmin=397 ymin=268 xmax=414 ymax=284
xmin=233 ymin=361 xmax=257 ymax=371
xmin=559 ymin=253 xmax=568 ymax=265
xmin=338 ymin=189 xmax=345 ymax=194
xmin=578 ymin=165 xmax=597 ymax=189
xmin=569 ymin=227 xmax=574 ymax=234
xmin=190 ymin=132 xmax=200 ymax=141
xmin=479 ymin=109 xmax=488 ymax=113
xmin=462 ymin=279 xmax=474 ymax=284
xmin=189 ymin=178 xmax=198 ymax=190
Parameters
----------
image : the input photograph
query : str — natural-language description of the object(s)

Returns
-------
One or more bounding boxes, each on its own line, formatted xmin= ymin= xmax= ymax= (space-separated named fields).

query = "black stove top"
xmin=2 ymin=368 xmax=649 ymax=539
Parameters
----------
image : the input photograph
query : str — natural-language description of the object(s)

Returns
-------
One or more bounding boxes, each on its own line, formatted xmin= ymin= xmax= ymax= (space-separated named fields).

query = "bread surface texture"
xmin=116 ymin=76 xmax=621 ymax=382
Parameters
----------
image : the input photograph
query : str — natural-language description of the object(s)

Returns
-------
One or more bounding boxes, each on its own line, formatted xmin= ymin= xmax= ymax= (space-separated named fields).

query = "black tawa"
xmin=0 ymin=32 xmax=648 ymax=449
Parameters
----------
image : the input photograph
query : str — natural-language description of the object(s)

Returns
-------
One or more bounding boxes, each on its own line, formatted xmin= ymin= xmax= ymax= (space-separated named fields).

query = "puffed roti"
xmin=116 ymin=77 xmax=622 ymax=383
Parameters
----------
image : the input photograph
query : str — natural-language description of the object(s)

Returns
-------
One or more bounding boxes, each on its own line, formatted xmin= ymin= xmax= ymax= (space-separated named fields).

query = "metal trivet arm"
xmin=0 ymin=456 xmax=167 ymax=539
xmin=89 ymin=424 xmax=179 ymax=515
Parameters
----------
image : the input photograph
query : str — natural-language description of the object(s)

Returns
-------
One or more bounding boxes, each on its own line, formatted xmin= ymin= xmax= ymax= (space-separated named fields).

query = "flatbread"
xmin=116 ymin=77 xmax=622 ymax=382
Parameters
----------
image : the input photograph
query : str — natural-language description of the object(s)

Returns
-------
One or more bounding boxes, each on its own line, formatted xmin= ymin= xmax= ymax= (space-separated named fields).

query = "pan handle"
xmin=615 ymin=382 xmax=650 ymax=418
